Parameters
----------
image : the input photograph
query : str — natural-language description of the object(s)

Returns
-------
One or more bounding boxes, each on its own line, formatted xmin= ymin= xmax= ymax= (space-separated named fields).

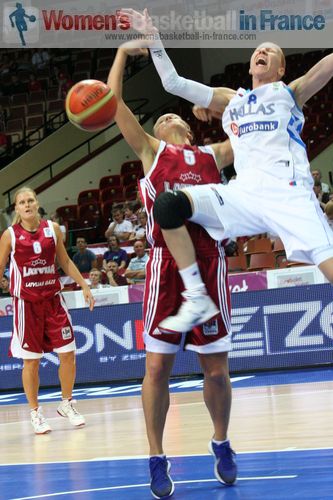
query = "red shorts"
xmin=143 ymin=246 xmax=231 ymax=354
xmin=9 ymin=293 xmax=75 ymax=359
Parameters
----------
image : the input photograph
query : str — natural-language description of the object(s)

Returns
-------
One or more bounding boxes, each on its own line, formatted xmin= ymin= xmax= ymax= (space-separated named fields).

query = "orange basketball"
xmin=65 ymin=79 xmax=117 ymax=132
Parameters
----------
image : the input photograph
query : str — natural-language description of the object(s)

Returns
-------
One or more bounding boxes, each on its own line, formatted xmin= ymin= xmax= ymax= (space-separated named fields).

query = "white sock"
xmin=212 ymin=438 xmax=229 ymax=445
xmin=150 ymin=454 xmax=165 ymax=458
xmin=179 ymin=263 xmax=205 ymax=291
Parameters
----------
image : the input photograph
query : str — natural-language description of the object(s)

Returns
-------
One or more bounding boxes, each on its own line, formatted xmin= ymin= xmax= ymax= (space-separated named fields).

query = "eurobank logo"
xmin=3 ymin=2 xmax=39 ymax=46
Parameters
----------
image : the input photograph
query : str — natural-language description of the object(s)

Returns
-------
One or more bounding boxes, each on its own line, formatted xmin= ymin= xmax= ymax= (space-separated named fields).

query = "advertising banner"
xmin=1 ymin=284 xmax=333 ymax=390
xmin=1 ymin=1 xmax=332 ymax=49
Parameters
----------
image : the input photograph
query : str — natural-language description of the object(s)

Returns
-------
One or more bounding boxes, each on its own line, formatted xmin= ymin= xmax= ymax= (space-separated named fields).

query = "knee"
xmin=153 ymin=191 xmax=192 ymax=229
xmin=146 ymin=360 xmax=170 ymax=384
xmin=58 ymin=351 xmax=75 ymax=365
xmin=204 ymin=367 xmax=230 ymax=386
xmin=23 ymin=359 xmax=40 ymax=373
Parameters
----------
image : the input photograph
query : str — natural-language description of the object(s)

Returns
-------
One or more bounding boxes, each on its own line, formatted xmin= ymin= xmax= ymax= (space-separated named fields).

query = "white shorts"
xmin=185 ymin=170 xmax=333 ymax=266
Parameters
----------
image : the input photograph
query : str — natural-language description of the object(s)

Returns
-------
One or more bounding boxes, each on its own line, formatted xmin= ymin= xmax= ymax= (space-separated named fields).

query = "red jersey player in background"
xmin=0 ymin=187 xmax=95 ymax=435
xmin=108 ymin=48 xmax=236 ymax=499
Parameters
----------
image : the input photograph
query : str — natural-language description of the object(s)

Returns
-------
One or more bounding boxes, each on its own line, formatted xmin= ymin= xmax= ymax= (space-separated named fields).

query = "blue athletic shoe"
xmin=209 ymin=440 xmax=237 ymax=485
xmin=149 ymin=456 xmax=175 ymax=499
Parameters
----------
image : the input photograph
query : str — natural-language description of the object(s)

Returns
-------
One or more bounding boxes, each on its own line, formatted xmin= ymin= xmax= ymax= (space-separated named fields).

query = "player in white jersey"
xmin=120 ymin=9 xmax=333 ymax=333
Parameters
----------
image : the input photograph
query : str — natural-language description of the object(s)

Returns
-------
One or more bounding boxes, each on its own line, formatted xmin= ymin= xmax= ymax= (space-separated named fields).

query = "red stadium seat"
xmin=247 ymin=253 xmax=276 ymax=271
xmin=99 ymin=175 xmax=122 ymax=190
xmin=100 ymin=186 xmax=124 ymax=204
xmin=227 ymin=255 xmax=247 ymax=273
xmin=243 ymin=238 xmax=272 ymax=255
xmin=120 ymin=160 xmax=143 ymax=176
xmin=121 ymin=172 xmax=139 ymax=187
xmin=78 ymin=201 xmax=101 ymax=221
xmin=77 ymin=189 xmax=100 ymax=205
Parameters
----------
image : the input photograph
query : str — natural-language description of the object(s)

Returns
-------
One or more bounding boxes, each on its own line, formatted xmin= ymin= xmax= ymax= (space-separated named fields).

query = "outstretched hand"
xmin=192 ymin=105 xmax=222 ymax=122
xmin=118 ymin=8 xmax=157 ymax=35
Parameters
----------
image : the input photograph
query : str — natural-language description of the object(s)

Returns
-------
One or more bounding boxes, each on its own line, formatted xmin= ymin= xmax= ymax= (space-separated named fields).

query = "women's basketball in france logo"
xmin=3 ymin=2 xmax=39 ymax=46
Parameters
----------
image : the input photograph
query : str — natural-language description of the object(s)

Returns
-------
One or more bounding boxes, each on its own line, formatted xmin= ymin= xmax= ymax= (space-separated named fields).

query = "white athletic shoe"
xmin=57 ymin=399 xmax=85 ymax=427
xmin=31 ymin=407 xmax=52 ymax=435
xmin=159 ymin=292 xmax=219 ymax=333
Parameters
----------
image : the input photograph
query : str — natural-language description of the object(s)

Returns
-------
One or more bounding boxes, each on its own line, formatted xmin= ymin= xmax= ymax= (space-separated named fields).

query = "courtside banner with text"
xmin=1 ymin=0 xmax=333 ymax=48
xmin=0 ymin=284 xmax=333 ymax=390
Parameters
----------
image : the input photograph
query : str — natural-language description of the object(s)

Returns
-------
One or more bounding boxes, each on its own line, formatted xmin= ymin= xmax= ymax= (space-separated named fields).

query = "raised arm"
xmin=120 ymin=8 xmax=235 ymax=113
xmin=210 ymin=140 xmax=234 ymax=172
xmin=107 ymin=48 xmax=159 ymax=172
xmin=290 ymin=52 xmax=333 ymax=107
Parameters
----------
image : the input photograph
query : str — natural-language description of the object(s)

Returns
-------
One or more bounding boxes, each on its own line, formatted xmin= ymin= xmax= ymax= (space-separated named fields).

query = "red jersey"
xmin=139 ymin=141 xmax=222 ymax=255
xmin=9 ymin=219 xmax=62 ymax=301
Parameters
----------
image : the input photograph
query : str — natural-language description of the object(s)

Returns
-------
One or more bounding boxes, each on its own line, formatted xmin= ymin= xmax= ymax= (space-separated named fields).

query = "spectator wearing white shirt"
xmin=129 ymin=211 xmax=147 ymax=241
xmin=311 ymin=169 xmax=330 ymax=193
xmin=125 ymin=240 xmax=149 ymax=284
xmin=105 ymin=208 xmax=133 ymax=242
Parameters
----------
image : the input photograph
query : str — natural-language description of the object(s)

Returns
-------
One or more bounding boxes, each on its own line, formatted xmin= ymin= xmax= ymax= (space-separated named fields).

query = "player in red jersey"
xmin=108 ymin=48 xmax=236 ymax=499
xmin=0 ymin=187 xmax=95 ymax=435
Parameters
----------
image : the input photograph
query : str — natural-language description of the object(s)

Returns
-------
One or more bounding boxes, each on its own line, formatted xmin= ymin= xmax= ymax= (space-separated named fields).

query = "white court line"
xmin=0 ymin=446 xmax=332 ymax=467
xmin=10 ymin=476 xmax=298 ymax=500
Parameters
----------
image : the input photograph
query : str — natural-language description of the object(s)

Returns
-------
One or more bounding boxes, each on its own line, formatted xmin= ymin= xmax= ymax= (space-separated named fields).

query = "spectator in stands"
xmin=88 ymin=268 xmax=103 ymax=289
xmin=311 ymin=169 xmax=330 ymax=193
xmin=203 ymin=136 xmax=213 ymax=145
xmin=17 ymin=52 xmax=34 ymax=73
xmin=313 ymin=179 xmax=329 ymax=210
xmin=50 ymin=212 xmax=66 ymax=243
xmin=105 ymin=261 xmax=128 ymax=286
xmin=28 ymin=73 xmax=42 ymax=92
xmin=124 ymin=201 xmax=138 ymax=225
xmin=10 ymin=74 xmax=27 ymax=95
xmin=38 ymin=207 xmax=47 ymax=219
xmin=129 ymin=211 xmax=147 ymax=241
xmin=125 ymin=240 xmax=148 ymax=284
xmin=31 ymin=49 xmax=50 ymax=70
xmin=324 ymin=201 xmax=333 ymax=232
xmin=0 ymin=54 xmax=11 ymax=76
xmin=58 ymin=73 xmax=74 ymax=100
xmin=105 ymin=208 xmax=133 ymax=242
xmin=102 ymin=235 xmax=128 ymax=270
xmin=0 ymin=273 xmax=10 ymax=297
xmin=72 ymin=236 xmax=97 ymax=273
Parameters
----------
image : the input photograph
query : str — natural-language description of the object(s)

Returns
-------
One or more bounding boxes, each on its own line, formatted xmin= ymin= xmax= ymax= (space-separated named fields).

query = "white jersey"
xmin=222 ymin=81 xmax=312 ymax=184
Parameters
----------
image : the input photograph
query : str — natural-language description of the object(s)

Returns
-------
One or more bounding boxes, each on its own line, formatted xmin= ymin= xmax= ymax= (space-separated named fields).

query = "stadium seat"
xmin=227 ymin=255 xmax=247 ymax=273
xmin=100 ymin=186 xmax=124 ymax=204
xmin=56 ymin=205 xmax=78 ymax=224
xmin=99 ymin=175 xmax=122 ymax=190
xmin=78 ymin=189 xmax=100 ymax=205
xmin=120 ymin=160 xmax=143 ymax=176
xmin=78 ymin=201 xmax=101 ymax=221
xmin=122 ymin=172 xmax=139 ymax=188
xmin=247 ymin=253 xmax=276 ymax=271
xmin=243 ymin=238 xmax=272 ymax=255
xmin=26 ymin=116 xmax=45 ymax=146
xmin=123 ymin=184 xmax=137 ymax=200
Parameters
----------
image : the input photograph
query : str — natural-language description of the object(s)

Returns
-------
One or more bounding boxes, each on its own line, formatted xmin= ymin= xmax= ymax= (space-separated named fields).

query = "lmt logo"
xmin=3 ymin=2 xmax=39 ymax=46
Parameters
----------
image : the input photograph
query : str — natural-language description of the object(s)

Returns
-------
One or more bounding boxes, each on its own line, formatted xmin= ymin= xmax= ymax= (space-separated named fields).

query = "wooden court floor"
xmin=1 ymin=378 xmax=333 ymax=465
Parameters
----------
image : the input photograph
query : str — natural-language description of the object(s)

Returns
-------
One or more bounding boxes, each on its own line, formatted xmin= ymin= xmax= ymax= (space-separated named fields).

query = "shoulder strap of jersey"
xmin=47 ymin=219 xmax=57 ymax=245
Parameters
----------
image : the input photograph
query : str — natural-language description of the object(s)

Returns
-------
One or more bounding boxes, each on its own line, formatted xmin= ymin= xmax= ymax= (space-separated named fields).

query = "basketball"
xmin=29 ymin=15 xmax=36 ymax=22
xmin=65 ymin=80 xmax=117 ymax=132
